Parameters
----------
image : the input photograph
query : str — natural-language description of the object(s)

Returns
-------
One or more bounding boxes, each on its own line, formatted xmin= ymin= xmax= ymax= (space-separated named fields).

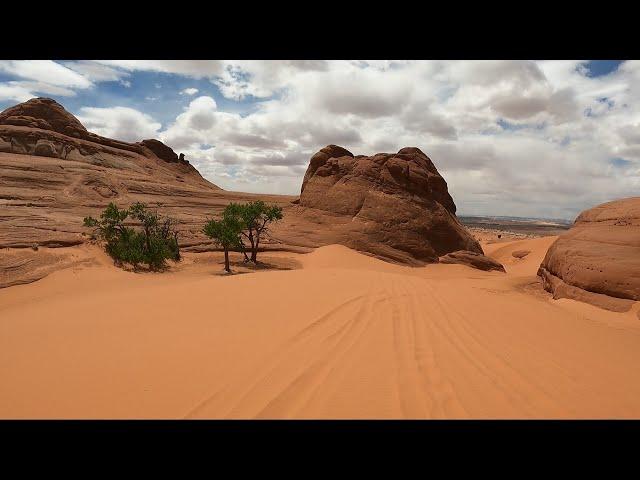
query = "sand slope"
xmin=1 ymin=238 xmax=639 ymax=418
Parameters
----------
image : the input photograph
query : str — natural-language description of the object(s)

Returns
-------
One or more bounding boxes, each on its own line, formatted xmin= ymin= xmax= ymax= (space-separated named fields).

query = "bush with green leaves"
xmin=202 ymin=201 xmax=284 ymax=272
xmin=225 ymin=201 xmax=283 ymax=263
xmin=83 ymin=202 xmax=180 ymax=270
xmin=202 ymin=207 xmax=244 ymax=273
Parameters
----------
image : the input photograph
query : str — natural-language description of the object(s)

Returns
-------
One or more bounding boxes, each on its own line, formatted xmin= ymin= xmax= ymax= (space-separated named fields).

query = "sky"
xmin=0 ymin=59 xmax=638 ymax=220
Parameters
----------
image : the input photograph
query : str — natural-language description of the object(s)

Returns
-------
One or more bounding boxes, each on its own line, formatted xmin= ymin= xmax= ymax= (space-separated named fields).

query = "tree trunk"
xmin=248 ymin=230 xmax=255 ymax=262
xmin=251 ymin=238 xmax=259 ymax=262
xmin=224 ymin=248 xmax=230 ymax=273
xmin=145 ymin=226 xmax=151 ymax=253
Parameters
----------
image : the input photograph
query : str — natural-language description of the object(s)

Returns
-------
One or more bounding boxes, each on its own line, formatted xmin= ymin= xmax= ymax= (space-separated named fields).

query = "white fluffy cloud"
xmin=76 ymin=106 xmax=161 ymax=142
xmin=0 ymin=60 xmax=95 ymax=102
xmin=0 ymin=60 xmax=92 ymax=88
xmin=157 ymin=60 xmax=639 ymax=215
xmin=1 ymin=60 xmax=637 ymax=217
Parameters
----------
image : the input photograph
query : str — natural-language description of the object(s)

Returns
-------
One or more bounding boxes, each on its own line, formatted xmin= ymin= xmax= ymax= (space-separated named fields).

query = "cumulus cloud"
xmin=0 ymin=60 xmax=92 ymax=88
xmin=0 ymin=60 xmax=95 ymax=102
xmin=2 ymin=59 xmax=638 ymax=218
xmin=0 ymin=83 xmax=34 ymax=102
xmin=145 ymin=60 xmax=640 ymax=215
xmin=0 ymin=80 xmax=78 ymax=102
xmin=76 ymin=106 xmax=161 ymax=142
xmin=212 ymin=60 xmax=330 ymax=100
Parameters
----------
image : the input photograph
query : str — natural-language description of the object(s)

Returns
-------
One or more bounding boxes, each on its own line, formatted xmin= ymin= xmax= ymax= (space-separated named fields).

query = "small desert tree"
xmin=203 ymin=207 xmax=244 ymax=273
xmin=83 ymin=202 xmax=180 ymax=270
xmin=227 ymin=201 xmax=283 ymax=263
xmin=128 ymin=202 xmax=180 ymax=267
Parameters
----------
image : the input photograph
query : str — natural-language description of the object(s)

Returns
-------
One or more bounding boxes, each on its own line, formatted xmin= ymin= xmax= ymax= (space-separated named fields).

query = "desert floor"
xmin=1 ymin=236 xmax=640 ymax=419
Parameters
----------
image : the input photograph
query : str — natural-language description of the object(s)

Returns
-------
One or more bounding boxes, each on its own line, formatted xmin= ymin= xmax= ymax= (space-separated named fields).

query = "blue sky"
xmin=582 ymin=60 xmax=624 ymax=77
xmin=0 ymin=60 xmax=638 ymax=220
xmin=0 ymin=70 xmax=259 ymax=126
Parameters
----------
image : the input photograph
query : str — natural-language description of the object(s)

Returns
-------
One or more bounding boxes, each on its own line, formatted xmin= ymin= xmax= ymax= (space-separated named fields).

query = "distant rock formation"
xmin=0 ymin=98 xmax=147 ymax=159
xmin=0 ymin=96 xmax=88 ymax=137
xmin=512 ymin=249 xmax=531 ymax=259
xmin=0 ymin=98 xmax=236 ymax=253
xmin=538 ymin=197 xmax=640 ymax=311
xmin=439 ymin=250 xmax=506 ymax=272
xmin=139 ymin=139 xmax=192 ymax=165
xmin=273 ymin=145 xmax=482 ymax=265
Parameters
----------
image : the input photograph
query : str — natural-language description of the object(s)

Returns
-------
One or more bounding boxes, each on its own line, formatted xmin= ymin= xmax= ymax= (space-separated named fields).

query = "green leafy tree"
xmin=83 ymin=202 xmax=180 ymax=270
xmin=203 ymin=207 xmax=245 ymax=273
xmin=226 ymin=201 xmax=283 ymax=263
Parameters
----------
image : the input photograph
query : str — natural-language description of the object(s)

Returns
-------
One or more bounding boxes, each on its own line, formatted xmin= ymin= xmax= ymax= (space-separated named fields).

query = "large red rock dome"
xmin=538 ymin=197 xmax=640 ymax=311
xmin=274 ymin=145 xmax=482 ymax=265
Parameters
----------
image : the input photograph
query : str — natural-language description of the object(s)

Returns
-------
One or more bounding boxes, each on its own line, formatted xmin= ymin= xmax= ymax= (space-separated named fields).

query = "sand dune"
xmin=1 ymin=238 xmax=639 ymax=419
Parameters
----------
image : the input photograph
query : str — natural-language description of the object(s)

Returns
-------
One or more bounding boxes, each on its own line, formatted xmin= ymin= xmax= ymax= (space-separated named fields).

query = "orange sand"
xmin=1 ymin=237 xmax=640 ymax=419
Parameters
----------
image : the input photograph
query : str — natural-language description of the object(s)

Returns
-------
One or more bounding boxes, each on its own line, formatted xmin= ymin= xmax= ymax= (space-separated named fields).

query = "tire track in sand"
xmin=388 ymin=275 xmax=468 ymax=418
xmin=184 ymin=282 xmax=380 ymax=418
xmin=412 ymin=276 xmax=568 ymax=417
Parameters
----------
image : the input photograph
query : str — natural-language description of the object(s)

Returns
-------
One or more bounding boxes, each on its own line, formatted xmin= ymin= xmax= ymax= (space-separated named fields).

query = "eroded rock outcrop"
xmin=538 ymin=197 xmax=640 ymax=311
xmin=0 ymin=98 xmax=484 ymax=286
xmin=0 ymin=98 xmax=293 ymax=274
xmin=0 ymin=97 xmax=89 ymax=137
xmin=273 ymin=145 xmax=482 ymax=265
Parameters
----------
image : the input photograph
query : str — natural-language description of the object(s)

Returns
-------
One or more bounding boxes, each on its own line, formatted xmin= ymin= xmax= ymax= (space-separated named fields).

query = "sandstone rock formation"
xmin=0 ymin=98 xmax=295 ymax=287
xmin=538 ymin=197 xmax=640 ymax=311
xmin=439 ymin=250 xmax=506 ymax=272
xmin=512 ymin=249 xmax=531 ymax=259
xmin=1 ymin=98 xmax=482 ymax=286
xmin=273 ymin=145 xmax=482 ymax=265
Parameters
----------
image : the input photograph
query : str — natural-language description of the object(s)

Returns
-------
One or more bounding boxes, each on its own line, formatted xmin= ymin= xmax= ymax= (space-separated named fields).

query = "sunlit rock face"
xmin=283 ymin=144 xmax=482 ymax=265
xmin=538 ymin=197 xmax=640 ymax=311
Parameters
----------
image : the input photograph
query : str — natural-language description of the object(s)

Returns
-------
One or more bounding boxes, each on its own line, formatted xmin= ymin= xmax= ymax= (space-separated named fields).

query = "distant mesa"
xmin=538 ymin=197 xmax=640 ymax=311
xmin=273 ymin=144 xmax=483 ymax=265
xmin=439 ymin=250 xmax=506 ymax=272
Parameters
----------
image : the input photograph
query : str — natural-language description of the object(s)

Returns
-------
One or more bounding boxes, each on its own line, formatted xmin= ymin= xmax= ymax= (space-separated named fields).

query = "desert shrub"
xmin=84 ymin=202 xmax=180 ymax=270
xmin=225 ymin=201 xmax=283 ymax=263
xmin=202 ymin=207 xmax=245 ymax=273
xmin=202 ymin=201 xmax=284 ymax=272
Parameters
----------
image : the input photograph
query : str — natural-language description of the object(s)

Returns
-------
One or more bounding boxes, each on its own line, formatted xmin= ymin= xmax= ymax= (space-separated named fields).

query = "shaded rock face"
xmin=538 ymin=197 xmax=640 ymax=311
xmin=140 ymin=139 xmax=180 ymax=164
xmin=439 ymin=251 xmax=506 ymax=272
xmin=275 ymin=145 xmax=482 ymax=265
